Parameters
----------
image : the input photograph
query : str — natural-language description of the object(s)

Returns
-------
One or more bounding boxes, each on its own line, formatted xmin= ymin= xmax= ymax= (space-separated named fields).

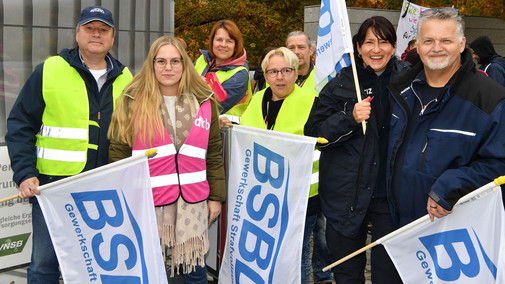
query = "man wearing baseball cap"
xmin=6 ymin=6 xmax=132 ymax=282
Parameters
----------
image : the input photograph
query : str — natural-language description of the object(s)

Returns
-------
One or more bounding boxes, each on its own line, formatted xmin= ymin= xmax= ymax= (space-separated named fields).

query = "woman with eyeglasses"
xmin=240 ymin=49 xmax=319 ymax=282
xmin=108 ymin=36 xmax=225 ymax=282
xmin=241 ymin=47 xmax=327 ymax=284
xmin=305 ymin=16 xmax=405 ymax=283
xmin=195 ymin=20 xmax=252 ymax=119
xmin=240 ymin=47 xmax=316 ymax=134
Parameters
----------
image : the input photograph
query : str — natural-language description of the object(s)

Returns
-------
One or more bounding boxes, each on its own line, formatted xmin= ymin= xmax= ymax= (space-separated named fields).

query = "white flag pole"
xmin=323 ymin=175 xmax=505 ymax=272
xmin=349 ymin=51 xmax=366 ymax=134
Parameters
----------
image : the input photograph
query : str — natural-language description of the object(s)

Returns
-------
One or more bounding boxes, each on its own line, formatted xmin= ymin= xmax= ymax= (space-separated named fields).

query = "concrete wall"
xmin=304 ymin=6 xmax=505 ymax=56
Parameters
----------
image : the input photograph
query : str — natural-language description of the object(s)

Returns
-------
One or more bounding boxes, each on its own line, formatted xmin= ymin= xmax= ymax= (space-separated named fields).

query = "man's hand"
xmin=18 ymin=177 xmax=40 ymax=198
xmin=207 ymin=200 xmax=222 ymax=226
xmin=427 ymin=196 xmax=452 ymax=221
xmin=352 ymin=96 xmax=373 ymax=124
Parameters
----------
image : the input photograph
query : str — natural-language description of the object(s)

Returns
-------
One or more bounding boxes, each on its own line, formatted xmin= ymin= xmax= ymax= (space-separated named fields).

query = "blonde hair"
xmin=108 ymin=36 xmax=215 ymax=147
xmin=261 ymin=47 xmax=299 ymax=73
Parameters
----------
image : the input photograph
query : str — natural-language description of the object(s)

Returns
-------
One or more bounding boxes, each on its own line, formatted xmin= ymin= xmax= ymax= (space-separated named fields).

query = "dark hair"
xmin=405 ymin=48 xmax=421 ymax=66
xmin=208 ymin=20 xmax=244 ymax=60
xmin=261 ymin=47 xmax=276 ymax=61
xmin=408 ymin=39 xmax=417 ymax=48
xmin=355 ymin=16 xmax=396 ymax=47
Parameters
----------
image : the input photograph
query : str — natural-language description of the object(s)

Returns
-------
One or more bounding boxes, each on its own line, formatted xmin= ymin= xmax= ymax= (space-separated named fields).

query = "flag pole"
xmin=323 ymin=175 xmax=505 ymax=272
xmin=349 ymin=51 xmax=366 ymax=134
xmin=0 ymin=149 xmax=159 ymax=204
xmin=323 ymin=241 xmax=378 ymax=272
xmin=0 ymin=193 xmax=20 ymax=203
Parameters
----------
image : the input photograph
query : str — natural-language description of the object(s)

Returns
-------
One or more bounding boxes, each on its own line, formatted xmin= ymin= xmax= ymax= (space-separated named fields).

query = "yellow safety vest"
xmin=240 ymin=85 xmax=320 ymax=197
xmin=36 ymin=55 xmax=132 ymax=176
xmin=299 ymin=68 xmax=318 ymax=97
xmin=195 ymin=55 xmax=252 ymax=117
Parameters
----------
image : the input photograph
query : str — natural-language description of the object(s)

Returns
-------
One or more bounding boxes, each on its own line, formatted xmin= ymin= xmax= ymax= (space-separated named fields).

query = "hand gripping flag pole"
xmin=322 ymin=175 xmax=505 ymax=272
xmin=314 ymin=0 xmax=366 ymax=134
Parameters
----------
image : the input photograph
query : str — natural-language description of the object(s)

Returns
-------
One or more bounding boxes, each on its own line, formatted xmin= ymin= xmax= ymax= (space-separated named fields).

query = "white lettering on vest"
xmin=194 ymin=116 xmax=210 ymax=130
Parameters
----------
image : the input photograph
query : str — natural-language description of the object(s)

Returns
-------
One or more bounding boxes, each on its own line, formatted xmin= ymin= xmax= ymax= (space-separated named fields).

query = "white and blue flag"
xmin=218 ymin=125 xmax=317 ymax=283
xmin=37 ymin=155 xmax=168 ymax=284
xmin=380 ymin=180 xmax=505 ymax=283
xmin=314 ymin=0 xmax=353 ymax=92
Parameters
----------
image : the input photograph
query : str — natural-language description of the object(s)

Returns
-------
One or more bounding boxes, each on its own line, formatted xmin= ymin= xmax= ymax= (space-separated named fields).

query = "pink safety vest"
xmin=132 ymin=99 xmax=212 ymax=206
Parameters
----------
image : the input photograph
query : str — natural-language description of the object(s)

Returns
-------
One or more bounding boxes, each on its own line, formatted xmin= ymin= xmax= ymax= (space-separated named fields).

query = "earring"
xmin=358 ymin=53 xmax=362 ymax=58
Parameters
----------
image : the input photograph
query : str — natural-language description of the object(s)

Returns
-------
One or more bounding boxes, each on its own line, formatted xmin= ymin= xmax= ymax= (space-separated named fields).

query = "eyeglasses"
xmin=153 ymin=57 xmax=183 ymax=68
xmin=265 ymin=67 xmax=295 ymax=78
xmin=421 ymin=7 xmax=459 ymax=17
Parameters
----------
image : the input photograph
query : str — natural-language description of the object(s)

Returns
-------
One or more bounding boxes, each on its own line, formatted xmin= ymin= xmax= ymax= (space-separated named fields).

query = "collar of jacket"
xmin=200 ymin=48 xmax=249 ymax=71
xmin=482 ymin=53 xmax=502 ymax=66
xmin=389 ymin=48 xmax=475 ymax=96
xmin=60 ymin=46 xmax=125 ymax=79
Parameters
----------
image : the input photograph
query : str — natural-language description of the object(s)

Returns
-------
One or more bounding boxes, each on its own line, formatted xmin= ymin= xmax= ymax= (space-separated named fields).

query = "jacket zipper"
xmin=387 ymin=82 xmax=412 ymax=219
xmin=94 ymin=80 xmax=109 ymax=168
xmin=420 ymin=136 xmax=429 ymax=172
xmin=351 ymin=75 xmax=380 ymax=212
xmin=174 ymin=152 xmax=182 ymax=198
xmin=419 ymin=99 xmax=437 ymax=116
xmin=93 ymin=89 xmax=102 ymax=168
xmin=387 ymin=125 xmax=405 ymax=220
xmin=377 ymin=76 xmax=384 ymax=129
xmin=351 ymin=132 xmax=367 ymax=212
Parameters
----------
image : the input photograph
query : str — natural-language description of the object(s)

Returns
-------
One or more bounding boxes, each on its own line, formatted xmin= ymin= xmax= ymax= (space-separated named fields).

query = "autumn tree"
xmin=347 ymin=0 xmax=505 ymax=18
xmin=175 ymin=0 xmax=320 ymax=68
xmin=175 ymin=0 xmax=505 ymax=69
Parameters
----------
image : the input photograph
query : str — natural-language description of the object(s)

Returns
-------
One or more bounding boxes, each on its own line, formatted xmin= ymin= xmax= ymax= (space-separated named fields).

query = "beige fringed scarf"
xmin=156 ymin=93 xmax=209 ymax=275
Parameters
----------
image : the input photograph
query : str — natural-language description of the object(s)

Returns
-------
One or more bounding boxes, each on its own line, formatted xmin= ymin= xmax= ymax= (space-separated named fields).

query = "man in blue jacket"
xmin=469 ymin=35 xmax=505 ymax=87
xmin=6 ymin=6 xmax=132 ymax=283
xmin=387 ymin=8 xmax=505 ymax=228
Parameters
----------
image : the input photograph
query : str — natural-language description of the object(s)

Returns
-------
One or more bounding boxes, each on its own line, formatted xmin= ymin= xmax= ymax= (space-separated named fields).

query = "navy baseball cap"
xmin=78 ymin=6 xmax=115 ymax=28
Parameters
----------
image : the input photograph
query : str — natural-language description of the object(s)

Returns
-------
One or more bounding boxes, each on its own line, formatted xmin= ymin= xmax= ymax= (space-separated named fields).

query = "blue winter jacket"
xmin=480 ymin=55 xmax=505 ymax=87
xmin=387 ymin=49 xmax=505 ymax=228
xmin=6 ymin=47 xmax=130 ymax=186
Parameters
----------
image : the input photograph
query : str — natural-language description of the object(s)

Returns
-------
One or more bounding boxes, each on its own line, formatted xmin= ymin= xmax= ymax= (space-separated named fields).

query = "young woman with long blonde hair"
xmin=108 ymin=35 xmax=225 ymax=283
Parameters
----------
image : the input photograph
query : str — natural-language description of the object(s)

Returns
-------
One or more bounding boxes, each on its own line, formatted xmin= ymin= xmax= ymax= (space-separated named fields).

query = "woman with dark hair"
xmin=305 ymin=16 xmax=405 ymax=283
xmin=195 ymin=20 xmax=252 ymax=118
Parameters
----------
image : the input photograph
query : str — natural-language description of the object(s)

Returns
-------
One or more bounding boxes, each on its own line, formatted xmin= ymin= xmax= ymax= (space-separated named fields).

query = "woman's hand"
xmin=207 ymin=200 xmax=222 ymax=226
xmin=352 ymin=96 xmax=373 ymax=124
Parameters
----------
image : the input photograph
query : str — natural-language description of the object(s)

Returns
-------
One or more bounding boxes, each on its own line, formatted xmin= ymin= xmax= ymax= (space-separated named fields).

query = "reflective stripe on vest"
xmin=195 ymin=55 xmax=252 ymax=117
xmin=36 ymin=56 xmax=131 ymax=175
xmin=240 ymin=85 xmax=320 ymax=197
xmin=132 ymin=99 xmax=212 ymax=206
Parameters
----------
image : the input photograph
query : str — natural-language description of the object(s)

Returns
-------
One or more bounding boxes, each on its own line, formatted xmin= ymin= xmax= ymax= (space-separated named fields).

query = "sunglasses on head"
xmin=421 ymin=7 xmax=459 ymax=17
